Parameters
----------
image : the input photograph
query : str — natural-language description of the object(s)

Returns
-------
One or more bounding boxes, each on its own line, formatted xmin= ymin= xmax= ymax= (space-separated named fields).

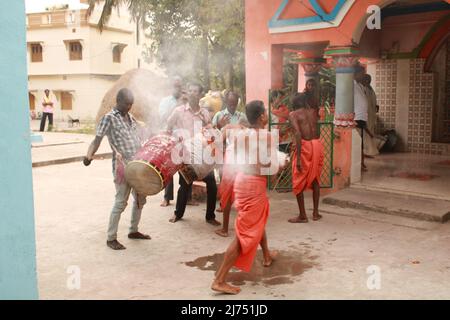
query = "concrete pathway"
xmin=361 ymin=153 xmax=450 ymax=200
xmin=31 ymin=132 xmax=111 ymax=167
xmin=32 ymin=159 xmax=450 ymax=300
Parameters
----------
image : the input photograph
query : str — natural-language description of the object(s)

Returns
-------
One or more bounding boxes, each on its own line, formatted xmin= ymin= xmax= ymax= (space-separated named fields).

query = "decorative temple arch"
xmin=353 ymin=0 xmax=450 ymax=46
xmin=420 ymin=14 xmax=450 ymax=72
xmin=269 ymin=0 xmax=356 ymax=33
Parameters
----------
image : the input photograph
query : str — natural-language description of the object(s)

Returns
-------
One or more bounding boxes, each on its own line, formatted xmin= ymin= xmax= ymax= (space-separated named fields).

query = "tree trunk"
xmin=227 ymin=55 xmax=234 ymax=90
xmin=202 ymin=31 xmax=210 ymax=91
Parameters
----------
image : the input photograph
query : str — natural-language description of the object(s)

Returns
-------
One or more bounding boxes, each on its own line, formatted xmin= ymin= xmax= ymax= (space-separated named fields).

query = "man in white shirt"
xmin=362 ymin=74 xmax=386 ymax=157
xmin=159 ymin=76 xmax=185 ymax=127
xmin=159 ymin=76 xmax=187 ymax=207
xmin=354 ymin=65 xmax=373 ymax=171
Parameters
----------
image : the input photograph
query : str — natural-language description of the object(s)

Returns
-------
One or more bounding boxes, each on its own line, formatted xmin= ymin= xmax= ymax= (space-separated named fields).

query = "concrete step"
xmin=351 ymin=183 xmax=450 ymax=202
xmin=322 ymin=188 xmax=450 ymax=223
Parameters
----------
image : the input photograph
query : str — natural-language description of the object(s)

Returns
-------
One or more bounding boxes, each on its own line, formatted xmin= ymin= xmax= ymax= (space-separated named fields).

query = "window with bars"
xmin=31 ymin=43 xmax=43 ymax=62
xmin=69 ymin=41 xmax=82 ymax=60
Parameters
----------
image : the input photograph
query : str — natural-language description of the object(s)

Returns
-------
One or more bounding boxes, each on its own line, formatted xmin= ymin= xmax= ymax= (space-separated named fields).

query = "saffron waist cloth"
xmin=233 ymin=173 xmax=269 ymax=272
xmin=218 ymin=145 xmax=237 ymax=209
xmin=218 ymin=161 xmax=235 ymax=209
xmin=292 ymin=139 xmax=324 ymax=195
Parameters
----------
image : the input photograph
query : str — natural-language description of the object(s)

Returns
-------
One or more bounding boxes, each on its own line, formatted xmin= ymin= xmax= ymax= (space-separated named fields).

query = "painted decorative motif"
xmin=301 ymin=62 xmax=323 ymax=76
xmin=334 ymin=112 xmax=356 ymax=128
xmin=330 ymin=56 xmax=359 ymax=69
xmin=268 ymin=0 xmax=356 ymax=34
xmin=324 ymin=46 xmax=360 ymax=73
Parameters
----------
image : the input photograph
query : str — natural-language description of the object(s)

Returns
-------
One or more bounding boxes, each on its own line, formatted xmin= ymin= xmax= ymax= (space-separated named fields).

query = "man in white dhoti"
xmin=362 ymin=74 xmax=387 ymax=157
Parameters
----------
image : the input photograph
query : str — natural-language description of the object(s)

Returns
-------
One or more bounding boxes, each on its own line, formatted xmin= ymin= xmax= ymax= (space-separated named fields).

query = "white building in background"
xmin=26 ymin=0 xmax=160 ymax=122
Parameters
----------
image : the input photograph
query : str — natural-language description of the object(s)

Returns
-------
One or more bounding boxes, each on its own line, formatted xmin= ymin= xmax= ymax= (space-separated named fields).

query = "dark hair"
xmin=305 ymin=79 xmax=317 ymax=86
xmin=245 ymin=100 xmax=265 ymax=125
xmin=188 ymin=82 xmax=204 ymax=94
xmin=271 ymin=90 xmax=283 ymax=99
xmin=291 ymin=93 xmax=306 ymax=110
xmin=116 ymin=88 xmax=134 ymax=106
xmin=354 ymin=64 xmax=365 ymax=74
xmin=363 ymin=74 xmax=372 ymax=82
xmin=225 ymin=90 xmax=239 ymax=100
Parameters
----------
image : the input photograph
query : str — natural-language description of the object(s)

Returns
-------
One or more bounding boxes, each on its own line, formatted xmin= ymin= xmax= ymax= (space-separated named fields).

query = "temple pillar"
xmin=324 ymin=46 xmax=360 ymax=128
xmin=324 ymin=46 xmax=361 ymax=186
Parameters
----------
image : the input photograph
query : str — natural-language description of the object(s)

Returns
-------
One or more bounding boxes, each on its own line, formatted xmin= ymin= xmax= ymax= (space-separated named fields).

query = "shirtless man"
xmin=214 ymin=121 xmax=247 ymax=238
xmin=288 ymin=92 xmax=324 ymax=223
xmin=212 ymin=100 xmax=282 ymax=294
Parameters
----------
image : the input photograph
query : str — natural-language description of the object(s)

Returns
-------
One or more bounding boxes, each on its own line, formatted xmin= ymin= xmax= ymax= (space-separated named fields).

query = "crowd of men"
xmin=84 ymin=69 xmax=382 ymax=294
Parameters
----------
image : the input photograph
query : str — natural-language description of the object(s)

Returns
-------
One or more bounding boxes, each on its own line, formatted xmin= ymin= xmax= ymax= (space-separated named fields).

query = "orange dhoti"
xmin=218 ymin=163 xmax=235 ymax=209
xmin=292 ymin=139 xmax=324 ymax=196
xmin=233 ymin=172 xmax=269 ymax=272
xmin=218 ymin=145 xmax=237 ymax=209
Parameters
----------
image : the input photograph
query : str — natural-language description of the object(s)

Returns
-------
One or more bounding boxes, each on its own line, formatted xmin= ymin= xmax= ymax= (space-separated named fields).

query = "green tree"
xmin=88 ymin=0 xmax=245 ymax=96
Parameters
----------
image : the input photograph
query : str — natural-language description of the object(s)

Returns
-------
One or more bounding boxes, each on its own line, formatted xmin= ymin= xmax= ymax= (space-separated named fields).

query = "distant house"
xmin=26 ymin=0 xmax=159 ymax=122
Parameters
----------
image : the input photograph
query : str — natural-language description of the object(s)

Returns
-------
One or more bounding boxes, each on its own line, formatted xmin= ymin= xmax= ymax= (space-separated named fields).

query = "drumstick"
xmin=84 ymin=143 xmax=123 ymax=167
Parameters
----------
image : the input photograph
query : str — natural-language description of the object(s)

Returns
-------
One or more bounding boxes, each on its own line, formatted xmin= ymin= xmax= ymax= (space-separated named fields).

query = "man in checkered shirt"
xmin=85 ymin=88 xmax=151 ymax=250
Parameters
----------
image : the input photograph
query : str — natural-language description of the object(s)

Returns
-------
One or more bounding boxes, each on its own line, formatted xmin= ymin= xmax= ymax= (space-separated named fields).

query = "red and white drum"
xmin=125 ymin=134 xmax=181 ymax=196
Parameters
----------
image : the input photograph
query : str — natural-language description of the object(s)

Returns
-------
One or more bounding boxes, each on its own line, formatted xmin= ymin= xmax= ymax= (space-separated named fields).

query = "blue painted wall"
xmin=0 ymin=0 xmax=38 ymax=299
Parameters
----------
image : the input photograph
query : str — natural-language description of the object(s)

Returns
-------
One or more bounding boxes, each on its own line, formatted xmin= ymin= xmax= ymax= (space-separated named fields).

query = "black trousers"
xmin=164 ymin=177 xmax=193 ymax=201
xmin=356 ymin=120 xmax=367 ymax=151
xmin=174 ymin=172 xmax=217 ymax=220
xmin=40 ymin=112 xmax=53 ymax=132
xmin=164 ymin=178 xmax=174 ymax=201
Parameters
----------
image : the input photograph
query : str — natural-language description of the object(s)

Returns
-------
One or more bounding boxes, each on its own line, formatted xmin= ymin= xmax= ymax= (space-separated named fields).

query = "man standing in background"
xmin=167 ymin=83 xmax=220 ymax=226
xmin=40 ymin=89 xmax=55 ymax=132
xmin=159 ymin=76 xmax=186 ymax=207
xmin=354 ymin=65 xmax=372 ymax=171
xmin=362 ymin=74 xmax=383 ymax=157
xmin=212 ymin=91 xmax=247 ymax=130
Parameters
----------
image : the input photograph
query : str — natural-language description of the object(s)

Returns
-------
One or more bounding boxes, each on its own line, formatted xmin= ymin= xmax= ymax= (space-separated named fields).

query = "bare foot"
xmin=215 ymin=229 xmax=229 ymax=237
xmin=216 ymin=207 xmax=223 ymax=213
xmin=211 ymin=280 xmax=241 ymax=295
xmin=169 ymin=215 xmax=182 ymax=223
xmin=288 ymin=216 xmax=309 ymax=223
xmin=312 ymin=214 xmax=323 ymax=221
xmin=263 ymin=250 xmax=278 ymax=267
xmin=160 ymin=200 xmax=170 ymax=207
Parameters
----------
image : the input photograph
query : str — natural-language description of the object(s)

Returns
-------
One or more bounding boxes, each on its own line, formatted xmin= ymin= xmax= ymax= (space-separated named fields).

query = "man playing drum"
xmin=85 ymin=88 xmax=151 ymax=250
xmin=166 ymin=83 xmax=221 ymax=226
xmin=159 ymin=76 xmax=188 ymax=207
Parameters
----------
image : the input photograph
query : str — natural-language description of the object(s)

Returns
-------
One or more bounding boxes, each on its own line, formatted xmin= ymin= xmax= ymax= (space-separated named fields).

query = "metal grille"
xmin=268 ymin=121 xmax=334 ymax=191
xmin=318 ymin=121 xmax=334 ymax=188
